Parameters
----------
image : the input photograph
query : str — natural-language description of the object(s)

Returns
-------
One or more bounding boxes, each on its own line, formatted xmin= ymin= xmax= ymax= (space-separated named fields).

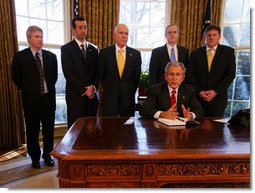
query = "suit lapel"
xmin=26 ymin=48 xmax=37 ymax=66
xmin=72 ymin=40 xmax=84 ymax=60
xmin=200 ymin=46 xmax=209 ymax=73
xmin=42 ymin=50 xmax=49 ymax=82
xmin=177 ymin=84 xmax=186 ymax=112
xmin=122 ymin=46 xmax=131 ymax=78
xmin=111 ymin=46 xmax=120 ymax=79
xmin=177 ymin=45 xmax=184 ymax=62
xmin=210 ymin=44 xmax=222 ymax=72
xmin=86 ymin=43 xmax=94 ymax=69
xmin=162 ymin=82 xmax=171 ymax=109
xmin=163 ymin=44 xmax=170 ymax=61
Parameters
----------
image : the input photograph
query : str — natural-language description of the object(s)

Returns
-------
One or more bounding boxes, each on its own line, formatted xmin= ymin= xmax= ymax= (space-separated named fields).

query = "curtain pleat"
xmin=0 ymin=0 xmax=25 ymax=148
xmin=169 ymin=0 xmax=223 ymax=52
xmin=77 ymin=0 xmax=119 ymax=49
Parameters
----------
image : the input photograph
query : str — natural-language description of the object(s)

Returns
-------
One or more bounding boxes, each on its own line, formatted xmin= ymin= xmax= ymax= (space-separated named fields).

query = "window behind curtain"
xmin=15 ymin=0 xmax=68 ymax=124
xmin=222 ymin=0 xmax=250 ymax=117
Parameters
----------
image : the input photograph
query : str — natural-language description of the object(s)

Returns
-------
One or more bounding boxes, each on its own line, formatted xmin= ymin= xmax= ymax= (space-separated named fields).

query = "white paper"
xmin=158 ymin=117 xmax=186 ymax=126
xmin=213 ymin=117 xmax=230 ymax=123
xmin=124 ymin=117 xmax=135 ymax=125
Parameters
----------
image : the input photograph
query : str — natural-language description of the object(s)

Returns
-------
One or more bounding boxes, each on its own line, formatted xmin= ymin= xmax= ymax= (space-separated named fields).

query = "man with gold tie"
xmin=186 ymin=24 xmax=236 ymax=117
xmin=96 ymin=23 xmax=141 ymax=116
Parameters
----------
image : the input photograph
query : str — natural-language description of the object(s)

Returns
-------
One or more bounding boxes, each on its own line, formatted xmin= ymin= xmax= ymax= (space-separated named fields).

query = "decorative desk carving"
xmin=51 ymin=117 xmax=250 ymax=188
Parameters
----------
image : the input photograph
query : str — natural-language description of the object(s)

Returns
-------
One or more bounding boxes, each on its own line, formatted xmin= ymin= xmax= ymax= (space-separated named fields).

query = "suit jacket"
xmin=139 ymin=81 xmax=204 ymax=119
xmin=149 ymin=44 xmax=189 ymax=86
xmin=186 ymin=44 xmax=236 ymax=116
xmin=12 ymin=48 xmax=58 ymax=113
xmin=97 ymin=45 xmax=141 ymax=116
xmin=61 ymin=40 xmax=99 ymax=114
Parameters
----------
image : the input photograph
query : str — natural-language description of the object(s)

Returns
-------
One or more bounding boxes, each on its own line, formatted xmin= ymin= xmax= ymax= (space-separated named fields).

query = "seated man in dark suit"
xmin=139 ymin=61 xmax=204 ymax=120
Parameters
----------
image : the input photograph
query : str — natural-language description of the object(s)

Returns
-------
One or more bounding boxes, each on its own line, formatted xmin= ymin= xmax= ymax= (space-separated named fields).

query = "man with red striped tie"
xmin=139 ymin=61 xmax=204 ymax=120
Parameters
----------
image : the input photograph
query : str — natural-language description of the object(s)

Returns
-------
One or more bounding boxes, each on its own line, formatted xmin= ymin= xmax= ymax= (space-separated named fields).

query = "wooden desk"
xmin=51 ymin=117 xmax=250 ymax=188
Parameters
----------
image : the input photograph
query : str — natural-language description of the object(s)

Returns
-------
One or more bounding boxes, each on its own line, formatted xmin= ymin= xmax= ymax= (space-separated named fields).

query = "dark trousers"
xmin=24 ymin=94 xmax=55 ymax=162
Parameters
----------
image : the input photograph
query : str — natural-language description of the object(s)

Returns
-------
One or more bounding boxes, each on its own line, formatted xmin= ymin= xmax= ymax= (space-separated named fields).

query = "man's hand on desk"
xmin=181 ymin=104 xmax=192 ymax=119
xmin=159 ymin=104 xmax=179 ymax=120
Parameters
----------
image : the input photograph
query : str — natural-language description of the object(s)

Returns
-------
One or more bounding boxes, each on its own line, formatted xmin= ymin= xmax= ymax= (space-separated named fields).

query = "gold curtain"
xmin=75 ymin=0 xmax=119 ymax=49
xmin=0 ymin=0 xmax=25 ymax=148
xmin=170 ymin=0 xmax=223 ymax=52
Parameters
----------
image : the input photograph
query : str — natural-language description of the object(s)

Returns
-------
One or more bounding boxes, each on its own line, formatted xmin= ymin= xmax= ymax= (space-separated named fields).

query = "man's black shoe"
xmin=32 ymin=161 xmax=40 ymax=169
xmin=44 ymin=158 xmax=54 ymax=166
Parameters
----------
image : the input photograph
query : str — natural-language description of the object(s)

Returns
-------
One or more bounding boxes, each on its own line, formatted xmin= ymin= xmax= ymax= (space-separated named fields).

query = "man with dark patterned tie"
xmin=139 ymin=61 xmax=204 ymax=120
xmin=61 ymin=16 xmax=99 ymax=128
xmin=12 ymin=25 xmax=58 ymax=169
xmin=148 ymin=24 xmax=189 ymax=86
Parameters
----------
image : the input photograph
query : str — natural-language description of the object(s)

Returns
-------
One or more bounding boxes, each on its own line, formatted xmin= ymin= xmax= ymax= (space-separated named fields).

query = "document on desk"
xmin=158 ymin=117 xmax=186 ymax=126
xmin=124 ymin=117 xmax=135 ymax=125
xmin=158 ymin=117 xmax=201 ymax=127
xmin=213 ymin=117 xmax=230 ymax=123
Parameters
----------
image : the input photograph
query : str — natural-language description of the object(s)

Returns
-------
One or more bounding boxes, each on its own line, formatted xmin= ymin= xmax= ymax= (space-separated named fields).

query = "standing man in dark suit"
xmin=12 ymin=26 xmax=57 ymax=169
xmin=61 ymin=16 xmax=99 ymax=128
xmin=186 ymin=24 xmax=236 ymax=117
xmin=140 ymin=61 xmax=204 ymax=119
xmin=97 ymin=23 xmax=141 ymax=116
xmin=149 ymin=24 xmax=189 ymax=86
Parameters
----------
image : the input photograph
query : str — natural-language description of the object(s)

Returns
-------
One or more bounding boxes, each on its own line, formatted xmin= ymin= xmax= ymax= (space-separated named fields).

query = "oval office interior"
xmin=0 ymin=0 xmax=251 ymax=189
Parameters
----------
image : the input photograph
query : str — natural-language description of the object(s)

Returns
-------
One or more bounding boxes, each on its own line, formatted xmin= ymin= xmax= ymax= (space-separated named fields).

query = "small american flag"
xmin=202 ymin=0 xmax=212 ymax=35
xmin=73 ymin=0 xmax=79 ymax=17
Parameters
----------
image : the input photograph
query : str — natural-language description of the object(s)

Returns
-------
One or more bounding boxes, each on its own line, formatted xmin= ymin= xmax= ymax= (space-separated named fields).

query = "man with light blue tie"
xmin=149 ymin=24 xmax=189 ymax=86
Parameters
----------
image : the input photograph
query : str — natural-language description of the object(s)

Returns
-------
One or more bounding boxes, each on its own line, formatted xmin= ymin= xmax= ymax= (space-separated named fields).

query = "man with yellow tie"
xmin=186 ymin=24 xmax=236 ymax=117
xmin=96 ymin=23 xmax=142 ymax=116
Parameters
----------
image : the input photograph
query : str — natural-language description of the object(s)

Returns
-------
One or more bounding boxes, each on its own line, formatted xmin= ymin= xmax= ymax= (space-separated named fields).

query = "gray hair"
xmin=26 ymin=25 xmax=43 ymax=39
xmin=165 ymin=24 xmax=180 ymax=35
xmin=165 ymin=61 xmax=186 ymax=75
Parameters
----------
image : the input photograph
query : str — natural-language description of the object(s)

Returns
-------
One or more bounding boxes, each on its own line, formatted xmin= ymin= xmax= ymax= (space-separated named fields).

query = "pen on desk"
xmin=176 ymin=117 xmax=185 ymax=122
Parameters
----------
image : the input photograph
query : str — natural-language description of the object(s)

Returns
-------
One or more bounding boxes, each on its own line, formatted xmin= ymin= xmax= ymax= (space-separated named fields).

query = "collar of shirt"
xmin=74 ymin=38 xmax=87 ymax=50
xmin=206 ymin=44 xmax=218 ymax=53
xmin=30 ymin=47 xmax=42 ymax=57
xmin=168 ymin=85 xmax=179 ymax=97
xmin=115 ymin=44 xmax=126 ymax=60
xmin=167 ymin=43 xmax=177 ymax=50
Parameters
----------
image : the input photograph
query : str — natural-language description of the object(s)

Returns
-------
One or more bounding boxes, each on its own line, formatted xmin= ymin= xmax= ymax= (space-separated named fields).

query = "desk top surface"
xmin=52 ymin=117 xmax=250 ymax=160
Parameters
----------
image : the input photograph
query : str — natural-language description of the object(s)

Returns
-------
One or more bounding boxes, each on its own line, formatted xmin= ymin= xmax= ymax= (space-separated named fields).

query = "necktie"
xmin=34 ymin=52 xmax=45 ymax=95
xmin=171 ymin=48 xmax=176 ymax=61
xmin=117 ymin=48 xmax=124 ymax=78
xmin=170 ymin=89 xmax=176 ymax=107
xmin=207 ymin=48 xmax=213 ymax=71
xmin=81 ymin=44 xmax=86 ymax=58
